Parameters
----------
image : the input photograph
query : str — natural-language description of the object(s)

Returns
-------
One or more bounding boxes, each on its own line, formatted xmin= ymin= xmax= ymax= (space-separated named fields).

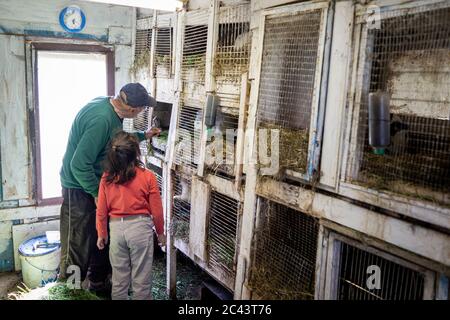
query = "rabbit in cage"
xmin=205 ymin=112 xmax=225 ymax=163
xmin=173 ymin=177 xmax=191 ymax=202
xmin=234 ymin=31 xmax=251 ymax=51
xmin=388 ymin=114 xmax=409 ymax=156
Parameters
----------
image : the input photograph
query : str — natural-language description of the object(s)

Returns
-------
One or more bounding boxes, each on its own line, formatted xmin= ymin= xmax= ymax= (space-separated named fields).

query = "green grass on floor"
xmin=47 ymin=283 xmax=101 ymax=300
xmin=9 ymin=250 xmax=209 ymax=300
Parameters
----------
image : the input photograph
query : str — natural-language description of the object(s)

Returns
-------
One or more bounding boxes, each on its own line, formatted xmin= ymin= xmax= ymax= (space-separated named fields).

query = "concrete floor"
xmin=0 ymin=272 xmax=21 ymax=300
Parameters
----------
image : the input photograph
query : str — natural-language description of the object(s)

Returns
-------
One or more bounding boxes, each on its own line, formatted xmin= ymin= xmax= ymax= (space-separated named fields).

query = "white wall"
xmin=0 ymin=0 xmax=135 ymax=271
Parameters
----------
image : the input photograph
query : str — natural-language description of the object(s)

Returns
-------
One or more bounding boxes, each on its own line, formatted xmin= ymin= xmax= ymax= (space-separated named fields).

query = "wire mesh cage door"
xmin=132 ymin=17 xmax=153 ymax=91
xmin=205 ymin=108 xmax=239 ymax=180
xmin=207 ymin=190 xmax=240 ymax=290
xmin=170 ymin=170 xmax=192 ymax=244
xmin=155 ymin=13 xmax=174 ymax=79
xmin=174 ymin=105 xmax=203 ymax=171
xmin=324 ymin=232 xmax=436 ymax=300
xmin=345 ymin=2 xmax=450 ymax=206
xmin=248 ymin=197 xmax=320 ymax=300
xmin=181 ymin=9 xmax=210 ymax=106
xmin=214 ymin=3 xmax=251 ymax=108
xmin=255 ymin=2 xmax=330 ymax=181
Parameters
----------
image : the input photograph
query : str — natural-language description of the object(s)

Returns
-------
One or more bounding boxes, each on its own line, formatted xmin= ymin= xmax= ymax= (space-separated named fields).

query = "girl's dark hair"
xmin=103 ymin=130 xmax=144 ymax=184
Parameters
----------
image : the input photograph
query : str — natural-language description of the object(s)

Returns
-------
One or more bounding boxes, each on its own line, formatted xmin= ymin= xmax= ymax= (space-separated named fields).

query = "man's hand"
xmin=157 ymin=233 xmax=166 ymax=248
xmin=97 ymin=236 xmax=108 ymax=250
xmin=145 ymin=127 xmax=161 ymax=140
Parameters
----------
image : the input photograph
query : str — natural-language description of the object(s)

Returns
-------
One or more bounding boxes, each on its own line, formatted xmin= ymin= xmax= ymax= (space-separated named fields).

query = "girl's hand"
xmin=97 ymin=236 xmax=108 ymax=250
xmin=157 ymin=233 xmax=166 ymax=248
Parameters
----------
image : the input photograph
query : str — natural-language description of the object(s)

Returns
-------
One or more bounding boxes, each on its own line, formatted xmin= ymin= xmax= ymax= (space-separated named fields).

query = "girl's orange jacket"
xmin=96 ymin=167 xmax=164 ymax=238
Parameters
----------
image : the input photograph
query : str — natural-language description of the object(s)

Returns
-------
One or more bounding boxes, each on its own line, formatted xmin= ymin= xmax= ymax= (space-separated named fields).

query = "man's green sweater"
xmin=60 ymin=97 xmax=145 ymax=197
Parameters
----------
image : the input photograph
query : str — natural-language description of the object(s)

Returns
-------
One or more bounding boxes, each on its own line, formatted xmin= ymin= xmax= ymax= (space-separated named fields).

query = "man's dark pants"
xmin=59 ymin=188 xmax=111 ymax=286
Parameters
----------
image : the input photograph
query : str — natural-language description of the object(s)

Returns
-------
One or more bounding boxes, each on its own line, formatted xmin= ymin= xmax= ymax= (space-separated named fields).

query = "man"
xmin=59 ymin=83 xmax=159 ymax=295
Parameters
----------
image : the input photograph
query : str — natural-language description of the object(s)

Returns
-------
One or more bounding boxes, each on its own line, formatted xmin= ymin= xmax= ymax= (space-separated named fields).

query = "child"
xmin=96 ymin=130 xmax=165 ymax=300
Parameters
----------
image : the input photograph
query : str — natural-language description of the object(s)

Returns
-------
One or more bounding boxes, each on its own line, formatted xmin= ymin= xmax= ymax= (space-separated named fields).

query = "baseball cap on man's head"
xmin=119 ymin=83 xmax=157 ymax=108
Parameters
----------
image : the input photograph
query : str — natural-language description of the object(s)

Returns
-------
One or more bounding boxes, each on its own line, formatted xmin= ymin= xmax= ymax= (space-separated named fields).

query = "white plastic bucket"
xmin=18 ymin=234 xmax=61 ymax=289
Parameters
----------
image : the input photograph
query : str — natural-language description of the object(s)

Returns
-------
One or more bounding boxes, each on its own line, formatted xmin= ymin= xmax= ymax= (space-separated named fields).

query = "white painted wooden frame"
xmin=255 ymin=1 xmax=331 ymax=182
xmin=322 ymin=231 xmax=437 ymax=300
xmin=204 ymin=186 xmax=243 ymax=291
xmin=197 ymin=1 xmax=217 ymax=178
xmin=154 ymin=11 xmax=176 ymax=103
xmin=319 ymin=0 xmax=354 ymax=190
xmin=213 ymin=3 xmax=252 ymax=109
xmin=254 ymin=177 xmax=450 ymax=270
xmin=166 ymin=9 xmax=185 ymax=298
xmin=0 ymin=35 xmax=30 ymax=202
xmin=189 ymin=176 xmax=211 ymax=261
xmin=133 ymin=16 xmax=154 ymax=97
xmin=339 ymin=0 xmax=450 ymax=229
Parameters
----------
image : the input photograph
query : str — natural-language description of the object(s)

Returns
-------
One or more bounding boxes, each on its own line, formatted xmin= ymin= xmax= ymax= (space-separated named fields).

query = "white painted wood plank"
xmin=156 ymin=12 xmax=175 ymax=28
xmin=0 ymin=18 xmax=109 ymax=42
xmin=185 ymin=8 xmax=210 ymax=26
xmin=355 ymin=0 xmax=450 ymax=19
xmin=320 ymin=1 xmax=354 ymax=189
xmin=114 ymin=44 xmax=132 ymax=90
xmin=187 ymin=0 xmax=211 ymax=11
xmin=339 ymin=183 xmax=450 ymax=230
xmin=312 ymin=192 xmax=450 ymax=266
xmin=234 ymin=72 xmax=248 ymax=191
xmin=188 ymin=177 xmax=210 ymax=261
xmin=12 ymin=220 xmax=60 ymax=271
xmin=0 ymin=0 xmax=133 ymax=29
xmin=206 ymin=174 xmax=240 ymax=201
xmin=256 ymin=178 xmax=315 ymax=214
xmin=252 ymin=0 xmax=304 ymax=11
xmin=204 ymin=0 xmax=217 ymax=93
xmin=0 ymin=205 xmax=60 ymax=222
xmin=0 ymin=34 xmax=29 ymax=201
xmin=173 ymin=11 xmax=185 ymax=93
xmin=165 ymin=166 xmax=177 ymax=298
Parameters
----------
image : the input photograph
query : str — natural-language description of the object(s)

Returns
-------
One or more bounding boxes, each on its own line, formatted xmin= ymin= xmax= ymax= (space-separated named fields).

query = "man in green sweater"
xmin=59 ymin=83 xmax=159 ymax=294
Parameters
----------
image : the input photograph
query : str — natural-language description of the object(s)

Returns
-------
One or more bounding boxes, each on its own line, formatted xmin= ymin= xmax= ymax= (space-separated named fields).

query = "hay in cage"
xmin=171 ymin=171 xmax=192 ymax=243
xmin=349 ymin=6 xmax=450 ymax=204
xmin=248 ymin=199 xmax=319 ymax=300
xmin=181 ymin=21 xmax=208 ymax=84
xmin=155 ymin=54 xmax=171 ymax=66
xmin=155 ymin=25 xmax=173 ymax=78
xmin=214 ymin=51 xmax=249 ymax=82
xmin=259 ymin=123 xmax=309 ymax=175
xmin=249 ymin=264 xmax=315 ymax=300
xmin=205 ymin=110 xmax=239 ymax=179
xmin=207 ymin=190 xmax=239 ymax=283
xmin=171 ymin=218 xmax=190 ymax=242
xmin=214 ymin=4 xmax=250 ymax=85
xmin=208 ymin=236 xmax=236 ymax=271
xmin=130 ymin=50 xmax=151 ymax=78
xmin=255 ymin=9 xmax=322 ymax=178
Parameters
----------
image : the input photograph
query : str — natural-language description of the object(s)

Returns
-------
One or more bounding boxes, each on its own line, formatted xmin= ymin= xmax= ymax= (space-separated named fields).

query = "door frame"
xmin=31 ymin=42 xmax=115 ymax=206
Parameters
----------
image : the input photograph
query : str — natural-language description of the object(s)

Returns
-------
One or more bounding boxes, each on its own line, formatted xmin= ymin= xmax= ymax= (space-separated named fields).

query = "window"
xmin=34 ymin=44 xmax=114 ymax=204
